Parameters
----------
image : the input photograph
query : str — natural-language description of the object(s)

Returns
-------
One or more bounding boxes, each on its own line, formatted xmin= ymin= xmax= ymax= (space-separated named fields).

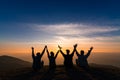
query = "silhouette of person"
xmin=31 ymin=46 xmax=46 ymax=71
xmin=46 ymin=46 xmax=59 ymax=69
xmin=75 ymin=44 xmax=93 ymax=69
xmin=58 ymin=44 xmax=77 ymax=68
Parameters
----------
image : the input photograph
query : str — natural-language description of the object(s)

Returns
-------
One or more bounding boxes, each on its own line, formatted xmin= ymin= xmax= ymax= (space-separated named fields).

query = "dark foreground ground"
xmin=0 ymin=65 xmax=120 ymax=80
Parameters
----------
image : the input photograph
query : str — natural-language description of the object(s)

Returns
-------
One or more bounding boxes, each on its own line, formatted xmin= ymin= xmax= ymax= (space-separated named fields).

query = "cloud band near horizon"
xmin=29 ymin=23 xmax=120 ymax=44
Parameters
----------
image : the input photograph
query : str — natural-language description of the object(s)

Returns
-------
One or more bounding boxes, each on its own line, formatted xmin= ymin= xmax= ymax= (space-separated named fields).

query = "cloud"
xmin=30 ymin=23 xmax=120 ymax=44
xmin=53 ymin=36 xmax=120 ymax=44
xmin=33 ymin=23 xmax=120 ymax=36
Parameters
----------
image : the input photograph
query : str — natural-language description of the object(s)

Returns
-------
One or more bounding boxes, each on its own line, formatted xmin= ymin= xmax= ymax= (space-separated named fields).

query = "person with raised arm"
xmin=75 ymin=44 xmax=93 ymax=69
xmin=58 ymin=44 xmax=77 ymax=68
xmin=46 ymin=46 xmax=60 ymax=69
xmin=31 ymin=46 xmax=46 ymax=71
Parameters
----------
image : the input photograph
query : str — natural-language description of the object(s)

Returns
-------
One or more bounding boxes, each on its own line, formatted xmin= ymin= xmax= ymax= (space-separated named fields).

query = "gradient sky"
xmin=0 ymin=0 xmax=120 ymax=54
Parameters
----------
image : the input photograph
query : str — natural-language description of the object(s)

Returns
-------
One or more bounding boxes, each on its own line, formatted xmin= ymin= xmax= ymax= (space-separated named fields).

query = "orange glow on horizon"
xmin=0 ymin=41 xmax=120 ymax=55
xmin=0 ymin=41 xmax=120 ymax=66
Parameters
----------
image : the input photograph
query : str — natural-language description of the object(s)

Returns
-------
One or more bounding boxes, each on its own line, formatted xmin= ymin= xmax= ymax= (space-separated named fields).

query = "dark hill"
xmin=0 ymin=56 xmax=120 ymax=80
xmin=10 ymin=65 xmax=120 ymax=80
xmin=0 ymin=55 xmax=31 ymax=71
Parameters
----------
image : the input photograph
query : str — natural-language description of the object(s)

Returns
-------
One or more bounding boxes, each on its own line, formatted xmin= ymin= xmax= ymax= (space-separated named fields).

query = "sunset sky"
xmin=0 ymin=0 xmax=120 ymax=55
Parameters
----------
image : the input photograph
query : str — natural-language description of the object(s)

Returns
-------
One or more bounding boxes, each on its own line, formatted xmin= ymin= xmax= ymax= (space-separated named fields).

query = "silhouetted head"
xmin=50 ymin=52 xmax=54 ymax=56
xmin=36 ymin=52 xmax=40 ymax=56
xmin=66 ymin=49 xmax=70 ymax=55
xmin=81 ymin=50 xmax=84 ymax=55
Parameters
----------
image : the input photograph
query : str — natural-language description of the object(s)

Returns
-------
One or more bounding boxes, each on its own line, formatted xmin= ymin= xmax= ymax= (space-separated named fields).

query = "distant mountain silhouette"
xmin=0 ymin=55 xmax=31 ymax=71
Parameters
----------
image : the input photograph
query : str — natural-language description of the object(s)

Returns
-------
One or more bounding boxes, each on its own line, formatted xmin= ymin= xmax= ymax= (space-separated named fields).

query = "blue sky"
xmin=0 ymin=0 xmax=120 ymax=49
xmin=0 ymin=0 xmax=120 ymax=24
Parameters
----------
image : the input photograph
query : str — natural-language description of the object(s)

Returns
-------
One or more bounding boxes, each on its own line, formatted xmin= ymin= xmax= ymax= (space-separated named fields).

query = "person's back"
xmin=64 ymin=54 xmax=73 ymax=67
xmin=32 ymin=54 xmax=42 ymax=70
xmin=75 ymin=47 xmax=93 ymax=68
xmin=77 ymin=55 xmax=88 ymax=67
xmin=31 ymin=46 xmax=46 ymax=71
xmin=32 ymin=52 xmax=44 ymax=71
xmin=46 ymin=46 xmax=59 ymax=69
xmin=58 ymin=45 xmax=77 ymax=68
xmin=48 ymin=56 xmax=56 ymax=68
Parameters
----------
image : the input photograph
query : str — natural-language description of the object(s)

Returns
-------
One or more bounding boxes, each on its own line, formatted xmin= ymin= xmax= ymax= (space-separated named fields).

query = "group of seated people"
xmin=31 ymin=44 xmax=93 ymax=71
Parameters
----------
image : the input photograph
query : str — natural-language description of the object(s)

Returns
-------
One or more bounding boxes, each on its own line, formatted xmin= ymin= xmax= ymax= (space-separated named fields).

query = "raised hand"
xmin=58 ymin=45 xmax=62 ymax=50
xmin=31 ymin=47 xmax=35 ymax=58
xmin=31 ymin=47 xmax=34 ymax=50
xmin=45 ymin=45 xmax=47 ymax=49
xmin=90 ymin=47 xmax=93 ymax=50
xmin=74 ymin=44 xmax=77 ymax=48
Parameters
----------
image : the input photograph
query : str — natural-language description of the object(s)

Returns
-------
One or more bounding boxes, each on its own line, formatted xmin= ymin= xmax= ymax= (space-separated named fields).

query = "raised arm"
xmin=31 ymin=47 xmax=35 ymax=58
xmin=55 ymin=50 xmax=59 ymax=59
xmin=58 ymin=45 xmax=65 ymax=56
xmin=74 ymin=44 xmax=79 ymax=56
xmin=46 ymin=46 xmax=50 ymax=57
xmin=71 ymin=44 xmax=77 ymax=56
xmin=41 ymin=45 xmax=47 ymax=57
xmin=60 ymin=50 xmax=65 ymax=56
xmin=85 ymin=47 xmax=93 ymax=58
